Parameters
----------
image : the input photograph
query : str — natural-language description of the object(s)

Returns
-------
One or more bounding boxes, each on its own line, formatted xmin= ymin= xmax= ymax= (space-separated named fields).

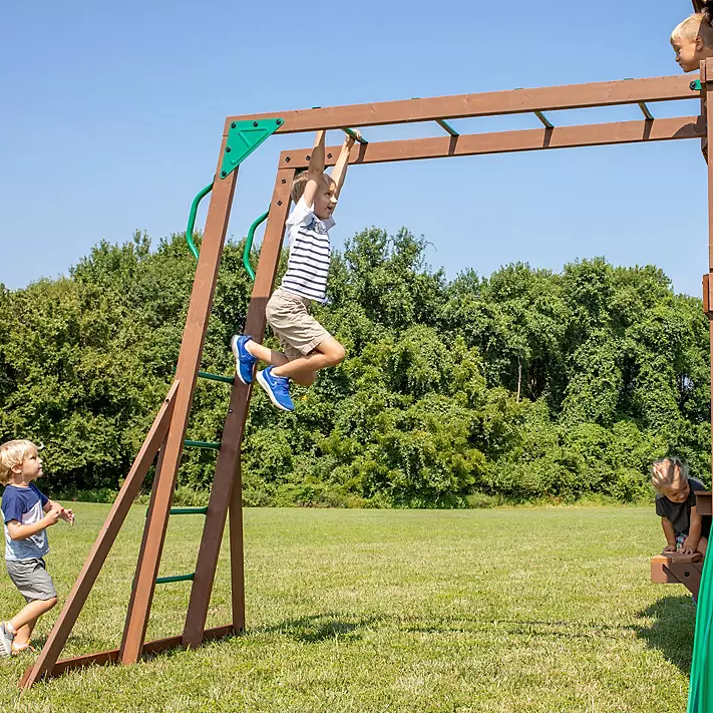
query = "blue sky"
xmin=1 ymin=0 xmax=707 ymax=295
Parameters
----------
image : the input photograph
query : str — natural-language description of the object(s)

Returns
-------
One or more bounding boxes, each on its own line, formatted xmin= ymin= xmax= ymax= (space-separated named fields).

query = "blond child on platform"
xmin=651 ymin=457 xmax=710 ymax=557
xmin=0 ymin=440 xmax=74 ymax=656
xmin=231 ymin=129 xmax=359 ymax=411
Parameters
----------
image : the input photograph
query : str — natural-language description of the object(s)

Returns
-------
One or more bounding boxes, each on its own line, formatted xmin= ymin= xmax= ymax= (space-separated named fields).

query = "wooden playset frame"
xmin=20 ymin=31 xmax=713 ymax=689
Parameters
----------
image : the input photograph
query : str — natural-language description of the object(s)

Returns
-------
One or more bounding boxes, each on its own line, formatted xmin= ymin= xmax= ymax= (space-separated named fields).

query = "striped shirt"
xmin=280 ymin=197 xmax=334 ymax=303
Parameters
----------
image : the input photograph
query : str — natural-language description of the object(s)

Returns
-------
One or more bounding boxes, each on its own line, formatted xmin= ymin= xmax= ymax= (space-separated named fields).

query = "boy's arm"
xmin=331 ymin=133 xmax=358 ymax=199
xmin=661 ymin=517 xmax=677 ymax=552
xmin=683 ymin=507 xmax=703 ymax=553
xmin=301 ymin=131 xmax=327 ymax=208
xmin=6 ymin=507 xmax=61 ymax=541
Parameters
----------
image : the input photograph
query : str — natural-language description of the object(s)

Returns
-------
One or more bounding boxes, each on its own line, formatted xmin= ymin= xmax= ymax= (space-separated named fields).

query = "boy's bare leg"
xmin=13 ymin=617 xmax=38 ymax=647
xmin=241 ymin=339 xmax=317 ymax=385
xmin=272 ymin=338 xmax=345 ymax=379
xmin=244 ymin=340 xmax=290 ymax=368
xmin=698 ymin=537 xmax=708 ymax=556
xmin=291 ymin=370 xmax=317 ymax=387
xmin=9 ymin=597 xmax=56 ymax=641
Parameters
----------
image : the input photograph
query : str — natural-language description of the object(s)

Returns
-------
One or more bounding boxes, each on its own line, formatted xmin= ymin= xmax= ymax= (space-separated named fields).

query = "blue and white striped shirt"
xmin=281 ymin=198 xmax=334 ymax=303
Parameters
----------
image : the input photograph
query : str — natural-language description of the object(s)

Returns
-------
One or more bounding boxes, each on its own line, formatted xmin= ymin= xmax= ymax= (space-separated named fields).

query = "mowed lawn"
xmin=0 ymin=505 xmax=698 ymax=712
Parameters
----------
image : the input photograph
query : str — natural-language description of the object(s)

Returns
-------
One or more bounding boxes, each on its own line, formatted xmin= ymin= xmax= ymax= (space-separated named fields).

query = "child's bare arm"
xmin=661 ymin=517 xmax=677 ymax=552
xmin=683 ymin=507 xmax=703 ymax=553
xmin=331 ymin=132 xmax=358 ymax=199
xmin=7 ymin=507 xmax=61 ymax=541
xmin=301 ymin=131 xmax=327 ymax=208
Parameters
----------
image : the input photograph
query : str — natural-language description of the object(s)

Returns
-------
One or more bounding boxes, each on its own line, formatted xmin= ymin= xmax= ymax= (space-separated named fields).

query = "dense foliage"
xmin=0 ymin=228 xmax=709 ymax=506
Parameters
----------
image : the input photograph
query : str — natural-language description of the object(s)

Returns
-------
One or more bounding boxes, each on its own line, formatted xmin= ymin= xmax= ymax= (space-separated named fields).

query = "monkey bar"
xmin=20 ymin=58 xmax=713 ymax=688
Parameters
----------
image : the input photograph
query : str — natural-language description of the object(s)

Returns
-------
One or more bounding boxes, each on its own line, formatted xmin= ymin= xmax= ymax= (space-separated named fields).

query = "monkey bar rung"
xmin=435 ymin=119 xmax=459 ymax=136
xmin=638 ymin=101 xmax=654 ymax=121
xmin=534 ymin=110 xmax=554 ymax=129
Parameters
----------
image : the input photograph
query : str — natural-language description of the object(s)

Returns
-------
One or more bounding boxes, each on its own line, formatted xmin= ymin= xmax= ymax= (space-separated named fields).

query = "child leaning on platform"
xmin=671 ymin=1 xmax=713 ymax=73
xmin=0 ymin=440 xmax=74 ymax=656
xmin=651 ymin=457 xmax=710 ymax=558
xmin=231 ymin=129 xmax=359 ymax=412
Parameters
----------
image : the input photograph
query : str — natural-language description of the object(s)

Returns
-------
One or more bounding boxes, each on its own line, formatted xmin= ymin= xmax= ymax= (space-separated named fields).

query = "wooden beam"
xmin=226 ymin=74 xmax=695 ymax=134
xmin=182 ymin=167 xmax=295 ymax=648
xmin=20 ymin=382 xmax=179 ymax=688
xmin=20 ymin=625 xmax=233 ymax=686
xmin=119 ymin=137 xmax=240 ymax=665
xmin=278 ymin=116 xmax=704 ymax=169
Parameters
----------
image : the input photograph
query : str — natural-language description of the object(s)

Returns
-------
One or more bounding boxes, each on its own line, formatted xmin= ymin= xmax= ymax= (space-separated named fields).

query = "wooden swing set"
xmin=20 ymin=14 xmax=713 ymax=687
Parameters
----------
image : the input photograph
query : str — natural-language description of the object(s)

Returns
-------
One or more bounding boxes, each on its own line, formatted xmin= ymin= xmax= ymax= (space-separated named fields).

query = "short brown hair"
xmin=290 ymin=171 xmax=336 ymax=203
xmin=672 ymin=12 xmax=713 ymax=49
xmin=0 ymin=440 xmax=38 ymax=486
xmin=651 ymin=457 xmax=689 ymax=493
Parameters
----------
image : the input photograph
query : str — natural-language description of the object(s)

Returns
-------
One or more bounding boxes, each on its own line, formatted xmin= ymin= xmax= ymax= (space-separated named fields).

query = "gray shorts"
xmin=266 ymin=287 xmax=331 ymax=360
xmin=6 ymin=558 xmax=57 ymax=602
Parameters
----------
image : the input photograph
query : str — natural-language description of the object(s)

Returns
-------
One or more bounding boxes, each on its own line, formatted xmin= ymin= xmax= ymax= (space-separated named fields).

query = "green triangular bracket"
xmin=220 ymin=118 xmax=283 ymax=179
xmin=691 ymin=80 xmax=702 ymax=92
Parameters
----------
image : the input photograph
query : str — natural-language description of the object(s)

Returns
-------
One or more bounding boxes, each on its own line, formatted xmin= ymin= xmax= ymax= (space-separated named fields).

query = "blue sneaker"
xmin=231 ymin=335 xmax=257 ymax=385
xmin=256 ymin=367 xmax=294 ymax=411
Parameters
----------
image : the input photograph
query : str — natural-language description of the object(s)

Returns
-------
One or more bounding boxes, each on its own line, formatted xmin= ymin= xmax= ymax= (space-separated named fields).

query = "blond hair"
xmin=651 ymin=457 xmax=689 ymax=493
xmin=290 ymin=171 xmax=336 ymax=203
xmin=672 ymin=11 xmax=713 ymax=48
xmin=0 ymin=440 xmax=39 ymax=486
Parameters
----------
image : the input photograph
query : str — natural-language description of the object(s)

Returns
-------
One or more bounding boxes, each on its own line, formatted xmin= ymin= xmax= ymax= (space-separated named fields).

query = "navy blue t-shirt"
xmin=2 ymin=483 xmax=49 ymax=561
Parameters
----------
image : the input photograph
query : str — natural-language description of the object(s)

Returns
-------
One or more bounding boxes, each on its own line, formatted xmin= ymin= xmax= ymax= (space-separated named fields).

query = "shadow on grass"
xmin=406 ymin=618 xmax=629 ymax=638
xmin=633 ymin=595 xmax=696 ymax=674
xmin=259 ymin=613 xmax=386 ymax=643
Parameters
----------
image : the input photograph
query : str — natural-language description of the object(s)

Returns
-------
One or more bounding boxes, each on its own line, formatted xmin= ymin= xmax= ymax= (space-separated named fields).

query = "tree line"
xmin=0 ymin=228 xmax=709 ymax=507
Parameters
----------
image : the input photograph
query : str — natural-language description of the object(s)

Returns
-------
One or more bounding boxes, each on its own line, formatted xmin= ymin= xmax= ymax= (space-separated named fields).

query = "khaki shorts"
xmin=6 ymin=558 xmax=57 ymax=602
xmin=266 ymin=287 xmax=331 ymax=361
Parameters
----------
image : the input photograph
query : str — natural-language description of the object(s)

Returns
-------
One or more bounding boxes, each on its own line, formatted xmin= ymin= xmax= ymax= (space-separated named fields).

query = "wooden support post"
xmin=182 ymin=166 xmax=295 ymax=647
xmin=21 ymin=383 xmax=179 ymax=687
xmin=119 ymin=148 xmax=240 ymax=665
xmin=705 ymin=60 xmax=713 ymax=490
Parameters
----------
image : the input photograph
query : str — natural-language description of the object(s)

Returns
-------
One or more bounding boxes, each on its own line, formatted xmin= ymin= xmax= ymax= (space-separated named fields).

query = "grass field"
xmin=0 ymin=504 xmax=699 ymax=712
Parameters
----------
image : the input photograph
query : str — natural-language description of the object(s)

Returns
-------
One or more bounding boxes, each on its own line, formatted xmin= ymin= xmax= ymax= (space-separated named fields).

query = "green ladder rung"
xmin=170 ymin=507 xmax=208 ymax=516
xmin=145 ymin=506 xmax=209 ymax=518
xmin=198 ymin=370 xmax=235 ymax=385
xmin=184 ymin=440 xmax=221 ymax=450
xmin=156 ymin=573 xmax=195 ymax=585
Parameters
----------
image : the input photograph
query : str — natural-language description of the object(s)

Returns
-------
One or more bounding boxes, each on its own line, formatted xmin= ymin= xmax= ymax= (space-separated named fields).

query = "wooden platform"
xmin=651 ymin=552 xmax=703 ymax=597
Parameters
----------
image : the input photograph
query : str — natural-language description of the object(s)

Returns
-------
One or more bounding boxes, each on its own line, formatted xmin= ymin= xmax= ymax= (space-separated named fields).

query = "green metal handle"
xmin=342 ymin=127 xmax=368 ymax=145
xmin=185 ymin=183 xmax=214 ymax=259
xmin=244 ymin=210 xmax=269 ymax=281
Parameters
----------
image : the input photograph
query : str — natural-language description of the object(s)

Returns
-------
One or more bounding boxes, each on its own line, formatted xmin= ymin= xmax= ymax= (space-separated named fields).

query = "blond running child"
xmin=231 ymin=129 xmax=359 ymax=411
xmin=652 ymin=457 xmax=710 ymax=557
xmin=671 ymin=2 xmax=713 ymax=72
xmin=0 ymin=440 xmax=74 ymax=656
